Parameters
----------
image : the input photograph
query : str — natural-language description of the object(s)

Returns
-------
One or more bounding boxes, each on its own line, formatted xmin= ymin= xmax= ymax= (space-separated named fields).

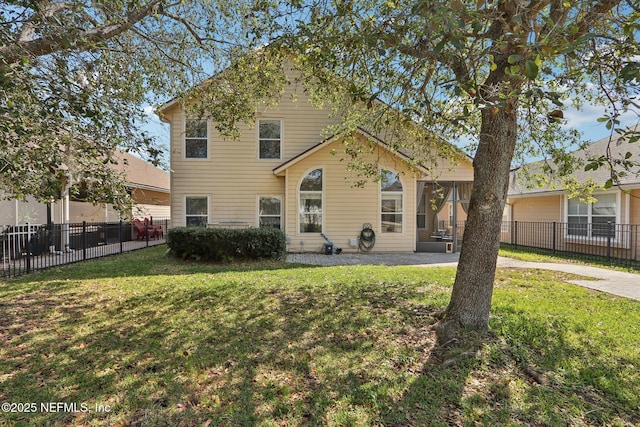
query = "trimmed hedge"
xmin=166 ymin=226 xmax=286 ymax=261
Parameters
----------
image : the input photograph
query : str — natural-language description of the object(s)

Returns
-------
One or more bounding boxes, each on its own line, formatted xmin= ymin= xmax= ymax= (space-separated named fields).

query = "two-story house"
xmin=159 ymin=62 xmax=473 ymax=253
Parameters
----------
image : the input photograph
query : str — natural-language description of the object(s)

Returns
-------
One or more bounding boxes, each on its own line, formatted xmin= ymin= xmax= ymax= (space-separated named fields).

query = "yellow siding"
xmin=510 ymin=195 xmax=563 ymax=222
xmin=628 ymin=190 xmax=640 ymax=224
xmin=420 ymin=156 xmax=474 ymax=182
xmin=283 ymin=137 xmax=417 ymax=253
xmin=166 ymin=70 xmax=339 ymax=228
xmin=164 ymin=66 xmax=473 ymax=252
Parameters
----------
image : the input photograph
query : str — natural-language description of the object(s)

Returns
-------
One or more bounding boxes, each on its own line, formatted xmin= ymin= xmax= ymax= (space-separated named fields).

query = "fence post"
xmin=25 ymin=223 xmax=31 ymax=274
xmin=145 ymin=221 xmax=149 ymax=247
xmin=82 ymin=221 xmax=87 ymax=261
xmin=552 ymin=221 xmax=557 ymax=255
xmin=119 ymin=220 xmax=123 ymax=253
xmin=513 ymin=221 xmax=518 ymax=249
xmin=607 ymin=221 xmax=612 ymax=263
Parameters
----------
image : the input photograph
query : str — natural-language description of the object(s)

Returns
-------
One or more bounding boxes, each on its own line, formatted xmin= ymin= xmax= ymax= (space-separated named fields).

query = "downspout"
xmin=64 ymin=182 xmax=71 ymax=252
xmin=452 ymin=182 xmax=458 ymax=253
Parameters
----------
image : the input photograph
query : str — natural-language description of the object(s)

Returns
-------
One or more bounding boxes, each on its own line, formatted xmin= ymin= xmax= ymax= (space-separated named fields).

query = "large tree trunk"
xmin=436 ymin=98 xmax=518 ymax=344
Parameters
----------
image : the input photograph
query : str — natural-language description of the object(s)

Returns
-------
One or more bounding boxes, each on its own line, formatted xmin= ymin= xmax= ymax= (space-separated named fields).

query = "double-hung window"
xmin=299 ymin=168 xmax=323 ymax=233
xmin=258 ymin=120 xmax=282 ymax=159
xmin=185 ymin=196 xmax=208 ymax=226
xmin=567 ymin=194 xmax=617 ymax=237
xmin=259 ymin=196 xmax=282 ymax=229
xmin=185 ymin=119 xmax=208 ymax=159
xmin=381 ymin=170 xmax=403 ymax=233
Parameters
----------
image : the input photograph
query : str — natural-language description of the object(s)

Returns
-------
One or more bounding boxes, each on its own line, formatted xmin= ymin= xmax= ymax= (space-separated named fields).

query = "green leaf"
xmin=433 ymin=39 xmax=446 ymax=55
xmin=524 ymin=60 xmax=539 ymax=80
xmin=507 ymin=54 xmax=522 ymax=64
xmin=604 ymin=178 xmax=613 ymax=189
xmin=619 ymin=62 xmax=639 ymax=83
xmin=534 ymin=55 xmax=542 ymax=67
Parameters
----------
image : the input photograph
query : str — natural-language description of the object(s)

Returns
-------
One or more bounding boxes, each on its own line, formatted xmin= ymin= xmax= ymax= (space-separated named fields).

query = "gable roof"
xmin=509 ymin=127 xmax=640 ymax=197
xmin=272 ymin=127 xmax=430 ymax=177
xmin=111 ymin=150 xmax=170 ymax=193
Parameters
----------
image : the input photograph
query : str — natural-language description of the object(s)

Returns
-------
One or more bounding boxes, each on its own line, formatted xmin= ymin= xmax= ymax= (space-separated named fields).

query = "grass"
xmin=1 ymin=246 xmax=639 ymax=426
xmin=499 ymin=246 xmax=640 ymax=273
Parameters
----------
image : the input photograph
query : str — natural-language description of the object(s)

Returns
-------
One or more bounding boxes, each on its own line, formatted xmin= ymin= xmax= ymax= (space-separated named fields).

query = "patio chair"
xmin=144 ymin=218 xmax=163 ymax=239
xmin=132 ymin=219 xmax=151 ymax=240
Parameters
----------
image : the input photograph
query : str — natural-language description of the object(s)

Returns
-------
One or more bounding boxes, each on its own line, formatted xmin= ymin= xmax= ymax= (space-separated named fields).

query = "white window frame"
xmin=380 ymin=169 xmax=404 ymax=234
xmin=184 ymin=195 xmax=209 ymax=227
xmin=258 ymin=196 xmax=282 ymax=229
xmin=298 ymin=167 xmax=324 ymax=234
xmin=564 ymin=191 xmax=621 ymax=242
xmin=184 ymin=119 xmax=209 ymax=160
xmin=257 ymin=119 xmax=283 ymax=160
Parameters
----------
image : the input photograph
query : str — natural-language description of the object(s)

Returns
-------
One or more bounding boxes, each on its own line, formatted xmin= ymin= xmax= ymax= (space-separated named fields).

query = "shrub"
xmin=166 ymin=226 xmax=286 ymax=261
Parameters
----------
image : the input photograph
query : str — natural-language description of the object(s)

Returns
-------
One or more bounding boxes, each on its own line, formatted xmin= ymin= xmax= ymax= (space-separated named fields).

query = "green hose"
xmin=359 ymin=224 xmax=376 ymax=252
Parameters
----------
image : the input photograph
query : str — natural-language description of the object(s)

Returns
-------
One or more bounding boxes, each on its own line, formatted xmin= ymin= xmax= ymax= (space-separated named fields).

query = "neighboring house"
xmin=0 ymin=150 xmax=170 ymax=225
xmin=159 ymin=63 xmax=473 ymax=253
xmin=506 ymin=129 xmax=640 ymax=254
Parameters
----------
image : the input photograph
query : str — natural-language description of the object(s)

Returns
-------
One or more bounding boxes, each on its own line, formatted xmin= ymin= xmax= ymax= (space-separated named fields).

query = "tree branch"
xmin=1 ymin=0 xmax=164 ymax=64
xmin=18 ymin=1 xmax=75 ymax=42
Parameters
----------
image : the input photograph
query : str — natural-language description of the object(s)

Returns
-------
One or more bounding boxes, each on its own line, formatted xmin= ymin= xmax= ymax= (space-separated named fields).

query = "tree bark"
xmin=0 ymin=0 xmax=163 ymax=65
xmin=436 ymin=95 xmax=518 ymax=343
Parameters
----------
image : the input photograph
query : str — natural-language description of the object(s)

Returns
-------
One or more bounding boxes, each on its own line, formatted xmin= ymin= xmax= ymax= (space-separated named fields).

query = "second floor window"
xmin=259 ymin=120 xmax=281 ymax=159
xmin=185 ymin=119 xmax=208 ymax=159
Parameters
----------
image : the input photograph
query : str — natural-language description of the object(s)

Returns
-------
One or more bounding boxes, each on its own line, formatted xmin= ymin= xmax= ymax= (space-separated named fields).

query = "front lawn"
xmin=1 ymin=246 xmax=639 ymax=426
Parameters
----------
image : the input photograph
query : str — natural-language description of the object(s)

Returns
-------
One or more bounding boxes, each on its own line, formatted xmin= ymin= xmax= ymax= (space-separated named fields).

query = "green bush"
xmin=166 ymin=226 xmax=286 ymax=261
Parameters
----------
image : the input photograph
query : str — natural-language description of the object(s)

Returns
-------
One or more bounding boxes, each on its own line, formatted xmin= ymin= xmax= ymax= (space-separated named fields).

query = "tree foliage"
xmin=247 ymin=0 xmax=640 ymax=340
xmin=0 ymin=0 xmax=273 ymax=209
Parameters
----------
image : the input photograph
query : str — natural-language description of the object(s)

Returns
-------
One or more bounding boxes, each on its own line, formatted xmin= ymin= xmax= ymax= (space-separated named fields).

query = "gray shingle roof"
xmin=509 ymin=126 xmax=640 ymax=196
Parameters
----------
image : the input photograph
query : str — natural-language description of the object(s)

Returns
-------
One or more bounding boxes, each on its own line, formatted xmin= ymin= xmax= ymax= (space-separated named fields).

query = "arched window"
xmin=299 ymin=168 xmax=323 ymax=233
xmin=381 ymin=170 xmax=403 ymax=233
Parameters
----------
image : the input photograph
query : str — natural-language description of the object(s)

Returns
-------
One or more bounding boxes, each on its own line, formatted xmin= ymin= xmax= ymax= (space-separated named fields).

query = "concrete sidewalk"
xmin=286 ymin=252 xmax=640 ymax=301
xmin=496 ymin=257 xmax=640 ymax=301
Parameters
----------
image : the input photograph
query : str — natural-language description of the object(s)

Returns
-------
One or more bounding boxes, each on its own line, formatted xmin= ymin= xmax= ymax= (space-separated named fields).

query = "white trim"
xmin=379 ymin=169 xmax=405 ymax=234
xmin=257 ymin=195 xmax=283 ymax=229
xmin=297 ymin=167 xmax=324 ymax=234
xmin=257 ymin=119 xmax=283 ymax=160
xmin=563 ymin=191 xmax=624 ymax=245
xmin=272 ymin=127 xmax=431 ymax=177
xmin=625 ymin=192 xmax=630 ymax=224
xmin=184 ymin=195 xmax=210 ymax=226
xmin=183 ymin=118 xmax=210 ymax=161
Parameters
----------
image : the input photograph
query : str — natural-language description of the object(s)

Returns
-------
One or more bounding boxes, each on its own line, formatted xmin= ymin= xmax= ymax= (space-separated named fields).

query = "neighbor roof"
xmin=111 ymin=150 xmax=170 ymax=193
xmin=509 ymin=127 xmax=640 ymax=197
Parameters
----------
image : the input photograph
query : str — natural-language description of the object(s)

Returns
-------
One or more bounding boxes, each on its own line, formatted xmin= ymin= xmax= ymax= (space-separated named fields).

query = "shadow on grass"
xmin=1 ymin=267 xmax=638 ymax=426
xmin=0 ymin=245 xmax=316 ymax=289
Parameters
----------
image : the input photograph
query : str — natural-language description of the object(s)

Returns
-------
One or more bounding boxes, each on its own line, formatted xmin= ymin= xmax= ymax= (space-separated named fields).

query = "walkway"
xmin=286 ymin=252 xmax=640 ymax=301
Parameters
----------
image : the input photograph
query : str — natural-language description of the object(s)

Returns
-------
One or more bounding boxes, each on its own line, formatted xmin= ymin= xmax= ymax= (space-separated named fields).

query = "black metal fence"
xmin=500 ymin=221 xmax=640 ymax=268
xmin=1 ymin=218 xmax=170 ymax=279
